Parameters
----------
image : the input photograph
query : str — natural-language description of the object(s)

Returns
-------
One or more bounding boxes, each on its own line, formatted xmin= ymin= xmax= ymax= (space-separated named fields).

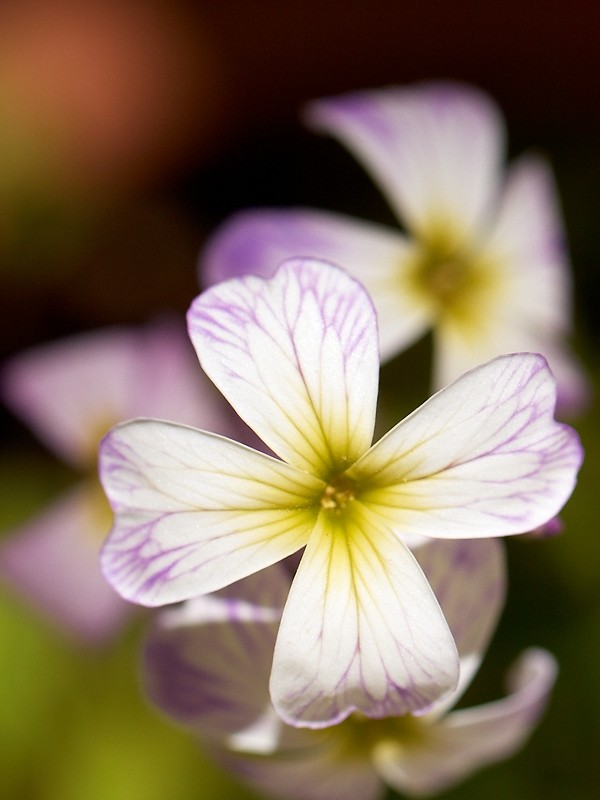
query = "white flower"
xmin=143 ymin=544 xmax=557 ymax=800
xmin=201 ymin=81 xmax=587 ymax=414
xmin=99 ymin=259 xmax=580 ymax=723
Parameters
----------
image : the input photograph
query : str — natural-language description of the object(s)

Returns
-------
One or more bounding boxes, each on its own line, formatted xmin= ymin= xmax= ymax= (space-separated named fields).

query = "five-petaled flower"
xmin=0 ymin=320 xmax=227 ymax=644
xmin=99 ymin=259 xmax=581 ymax=726
xmin=143 ymin=545 xmax=557 ymax=800
xmin=201 ymin=81 xmax=588 ymax=414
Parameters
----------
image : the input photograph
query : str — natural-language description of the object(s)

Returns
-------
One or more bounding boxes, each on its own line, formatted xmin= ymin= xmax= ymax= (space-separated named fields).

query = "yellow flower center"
xmin=320 ymin=474 xmax=356 ymax=513
xmin=405 ymin=228 xmax=498 ymax=323
xmin=335 ymin=712 xmax=427 ymax=758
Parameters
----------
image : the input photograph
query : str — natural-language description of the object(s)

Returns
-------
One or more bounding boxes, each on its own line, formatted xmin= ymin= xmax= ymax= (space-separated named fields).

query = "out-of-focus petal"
xmin=414 ymin=538 xmax=506 ymax=716
xmin=214 ymin=738 xmax=380 ymax=800
xmin=431 ymin=154 xmax=589 ymax=413
xmin=353 ymin=354 xmax=582 ymax=538
xmin=201 ymin=208 xmax=432 ymax=363
xmin=306 ymin=81 xmax=504 ymax=247
xmin=188 ymin=259 xmax=379 ymax=475
xmin=100 ymin=420 xmax=321 ymax=605
xmin=270 ymin=503 xmax=458 ymax=728
xmin=1 ymin=319 xmax=224 ymax=468
xmin=144 ymin=567 xmax=292 ymax=752
xmin=372 ymin=648 xmax=557 ymax=796
xmin=0 ymin=482 xmax=131 ymax=644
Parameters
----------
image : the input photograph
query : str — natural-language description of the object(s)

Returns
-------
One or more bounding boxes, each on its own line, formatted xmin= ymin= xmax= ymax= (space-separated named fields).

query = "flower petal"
xmin=0 ymin=482 xmax=131 ymax=644
xmin=306 ymin=81 xmax=505 ymax=247
xmin=270 ymin=503 xmax=458 ymax=728
xmin=201 ymin=208 xmax=431 ymax=362
xmin=433 ymin=155 xmax=589 ymax=412
xmin=414 ymin=538 xmax=506 ymax=716
xmin=1 ymin=319 xmax=222 ymax=469
xmin=372 ymin=648 xmax=558 ymax=796
xmin=214 ymin=738 xmax=380 ymax=800
xmin=353 ymin=353 xmax=582 ymax=538
xmin=188 ymin=258 xmax=379 ymax=475
xmin=100 ymin=420 xmax=321 ymax=605
xmin=143 ymin=567 xmax=293 ymax=752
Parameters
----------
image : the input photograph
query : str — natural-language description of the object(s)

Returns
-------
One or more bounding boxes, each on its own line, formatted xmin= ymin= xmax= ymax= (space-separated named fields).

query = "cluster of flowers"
xmin=1 ymin=82 xmax=585 ymax=798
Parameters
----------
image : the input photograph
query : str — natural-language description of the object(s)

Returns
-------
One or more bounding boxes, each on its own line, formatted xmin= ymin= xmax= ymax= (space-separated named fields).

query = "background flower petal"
xmin=306 ymin=81 xmax=505 ymax=247
xmin=188 ymin=259 xmax=380 ymax=474
xmin=270 ymin=504 xmax=458 ymax=728
xmin=100 ymin=420 xmax=320 ymax=605
xmin=355 ymin=354 xmax=583 ymax=538
xmin=372 ymin=648 xmax=557 ymax=796
xmin=144 ymin=567 xmax=292 ymax=752
xmin=213 ymin=738 xmax=380 ymax=800
xmin=1 ymin=319 xmax=222 ymax=469
xmin=0 ymin=482 xmax=132 ymax=644
xmin=414 ymin=538 xmax=506 ymax=716
xmin=201 ymin=208 xmax=431 ymax=363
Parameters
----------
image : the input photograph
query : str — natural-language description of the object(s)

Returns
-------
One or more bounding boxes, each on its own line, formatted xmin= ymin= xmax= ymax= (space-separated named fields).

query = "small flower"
xmin=100 ymin=259 xmax=580 ymax=723
xmin=201 ymin=81 xmax=587 ymax=414
xmin=1 ymin=319 xmax=227 ymax=644
xmin=143 ymin=541 xmax=557 ymax=800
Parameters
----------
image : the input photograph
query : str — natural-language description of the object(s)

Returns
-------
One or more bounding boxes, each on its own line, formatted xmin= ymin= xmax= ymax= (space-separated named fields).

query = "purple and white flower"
xmin=100 ymin=259 xmax=581 ymax=724
xmin=1 ymin=319 xmax=227 ymax=644
xmin=201 ymin=81 xmax=587 ymax=414
xmin=143 ymin=543 xmax=557 ymax=800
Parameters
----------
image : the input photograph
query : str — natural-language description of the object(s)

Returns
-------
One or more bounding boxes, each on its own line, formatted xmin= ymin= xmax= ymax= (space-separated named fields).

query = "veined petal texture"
xmin=100 ymin=420 xmax=321 ymax=605
xmin=270 ymin=503 xmax=458 ymax=728
xmin=188 ymin=258 xmax=380 ymax=475
xmin=353 ymin=354 xmax=582 ymax=538
xmin=201 ymin=208 xmax=431 ymax=364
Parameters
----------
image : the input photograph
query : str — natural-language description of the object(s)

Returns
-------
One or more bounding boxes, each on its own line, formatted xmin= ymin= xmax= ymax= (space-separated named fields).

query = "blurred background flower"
xmin=1 ymin=1 xmax=599 ymax=799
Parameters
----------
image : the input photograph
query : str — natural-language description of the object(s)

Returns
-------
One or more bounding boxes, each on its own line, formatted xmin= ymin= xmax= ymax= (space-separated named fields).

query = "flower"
xmin=99 ymin=259 xmax=580 ymax=724
xmin=201 ymin=81 xmax=587 ymax=414
xmin=143 ymin=542 xmax=557 ymax=800
xmin=0 ymin=319 xmax=228 ymax=644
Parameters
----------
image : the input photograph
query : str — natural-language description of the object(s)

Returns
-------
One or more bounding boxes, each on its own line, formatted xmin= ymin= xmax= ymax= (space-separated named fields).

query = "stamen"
xmin=320 ymin=475 xmax=356 ymax=512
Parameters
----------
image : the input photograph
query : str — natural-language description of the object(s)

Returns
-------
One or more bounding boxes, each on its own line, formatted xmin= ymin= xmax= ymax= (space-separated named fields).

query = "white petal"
xmin=100 ymin=420 xmax=321 ymax=605
xmin=189 ymin=258 xmax=380 ymax=475
xmin=353 ymin=354 xmax=582 ymax=538
xmin=307 ymin=81 xmax=505 ymax=246
xmin=432 ymin=156 xmax=589 ymax=411
xmin=1 ymin=319 xmax=223 ymax=468
xmin=270 ymin=503 xmax=458 ymax=728
xmin=373 ymin=648 xmax=557 ymax=796
xmin=143 ymin=567 xmax=290 ymax=752
xmin=201 ymin=208 xmax=432 ymax=362
xmin=414 ymin=538 xmax=506 ymax=716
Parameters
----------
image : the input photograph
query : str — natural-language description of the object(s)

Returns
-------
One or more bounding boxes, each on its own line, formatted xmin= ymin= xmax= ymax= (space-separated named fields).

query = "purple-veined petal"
xmin=100 ymin=420 xmax=321 ymax=605
xmin=188 ymin=258 xmax=380 ymax=475
xmin=353 ymin=354 xmax=582 ymax=538
xmin=213 ymin=737 xmax=380 ymax=800
xmin=372 ymin=648 xmax=557 ymax=796
xmin=306 ymin=81 xmax=504 ymax=247
xmin=1 ymin=319 xmax=223 ymax=469
xmin=0 ymin=482 xmax=132 ymax=644
xmin=270 ymin=502 xmax=458 ymax=728
xmin=201 ymin=208 xmax=431 ymax=363
xmin=414 ymin=538 xmax=506 ymax=716
xmin=144 ymin=566 xmax=296 ymax=753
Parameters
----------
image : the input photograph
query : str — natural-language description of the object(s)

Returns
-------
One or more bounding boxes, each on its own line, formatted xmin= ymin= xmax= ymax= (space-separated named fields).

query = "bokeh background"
xmin=1 ymin=2 xmax=599 ymax=798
